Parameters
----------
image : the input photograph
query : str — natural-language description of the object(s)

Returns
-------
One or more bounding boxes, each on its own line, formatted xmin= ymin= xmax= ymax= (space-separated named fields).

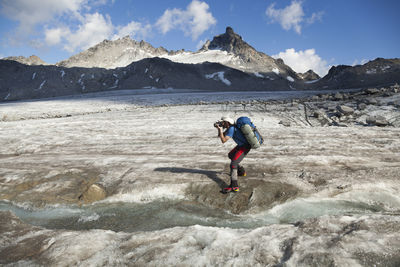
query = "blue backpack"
xmin=236 ymin=117 xmax=264 ymax=149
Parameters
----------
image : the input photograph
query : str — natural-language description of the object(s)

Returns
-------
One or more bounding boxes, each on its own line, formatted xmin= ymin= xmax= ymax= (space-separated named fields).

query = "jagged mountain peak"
xmin=54 ymin=26 xmax=301 ymax=80
xmin=299 ymin=69 xmax=320 ymax=81
xmin=57 ymin=36 xmax=169 ymax=69
xmin=206 ymin=26 xmax=253 ymax=54
xmin=199 ymin=27 xmax=300 ymax=79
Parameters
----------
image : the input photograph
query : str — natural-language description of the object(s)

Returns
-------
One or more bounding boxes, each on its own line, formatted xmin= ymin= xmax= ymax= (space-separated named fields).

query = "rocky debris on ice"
xmin=297 ymin=84 xmax=400 ymax=127
xmin=366 ymin=115 xmax=390 ymax=127
xmin=336 ymin=105 xmax=354 ymax=115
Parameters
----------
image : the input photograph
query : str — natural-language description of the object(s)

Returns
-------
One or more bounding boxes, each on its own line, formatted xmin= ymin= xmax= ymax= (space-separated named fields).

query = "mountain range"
xmin=1 ymin=27 xmax=399 ymax=102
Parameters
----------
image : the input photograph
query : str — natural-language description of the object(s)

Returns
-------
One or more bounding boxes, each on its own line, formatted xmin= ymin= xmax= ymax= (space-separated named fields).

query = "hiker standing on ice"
xmin=214 ymin=116 xmax=250 ymax=193
xmin=215 ymin=116 xmax=263 ymax=193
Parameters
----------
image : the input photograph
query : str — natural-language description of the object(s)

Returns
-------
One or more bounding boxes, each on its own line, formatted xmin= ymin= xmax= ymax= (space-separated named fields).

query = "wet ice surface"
xmin=0 ymin=192 xmax=393 ymax=233
xmin=1 ymin=89 xmax=400 ymax=266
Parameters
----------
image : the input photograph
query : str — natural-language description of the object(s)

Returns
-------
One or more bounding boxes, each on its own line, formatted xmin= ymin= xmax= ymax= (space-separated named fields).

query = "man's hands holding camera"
xmin=214 ymin=121 xmax=223 ymax=128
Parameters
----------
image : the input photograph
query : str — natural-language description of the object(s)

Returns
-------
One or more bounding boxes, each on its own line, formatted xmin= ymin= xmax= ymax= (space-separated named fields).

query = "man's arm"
xmin=217 ymin=126 xmax=230 ymax=143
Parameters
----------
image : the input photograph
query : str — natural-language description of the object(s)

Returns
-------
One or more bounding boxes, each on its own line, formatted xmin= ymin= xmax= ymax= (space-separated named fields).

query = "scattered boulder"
xmin=391 ymin=84 xmax=399 ymax=93
xmin=358 ymin=103 xmax=367 ymax=110
xmin=337 ymin=105 xmax=354 ymax=115
xmin=279 ymin=119 xmax=291 ymax=127
xmin=317 ymin=94 xmax=329 ymax=101
xmin=333 ymin=93 xmax=344 ymax=101
xmin=314 ymin=110 xmax=332 ymax=126
xmin=366 ymin=98 xmax=379 ymax=105
xmin=311 ymin=95 xmax=320 ymax=101
xmin=383 ymin=92 xmax=394 ymax=97
xmin=79 ymin=183 xmax=107 ymax=203
xmin=366 ymin=115 xmax=390 ymax=127
xmin=365 ymin=88 xmax=380 ymax=94
xmin=343 ymin=93 xmax=350 ymax=99
xmin=313 ymin=109 xmax=325 ymax=118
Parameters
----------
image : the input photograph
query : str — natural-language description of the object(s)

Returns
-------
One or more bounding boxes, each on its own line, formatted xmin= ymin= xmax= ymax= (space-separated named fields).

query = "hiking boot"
xmin=222 ymin=186 xmax=239 ymax=193
xmin=223 ymin=181 xmax=239 ymax=193
xmin=238 ymin=166 xmax=246 ymax=177
xmin=222 ymin=186 xmax=233 ymax=193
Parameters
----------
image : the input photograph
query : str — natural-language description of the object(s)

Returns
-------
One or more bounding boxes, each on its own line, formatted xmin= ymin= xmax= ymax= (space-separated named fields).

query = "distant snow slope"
xmin=162 ymin=50 xmax=241 ymax=67
xmin=57 ymin=41 xmax=244 ymax=71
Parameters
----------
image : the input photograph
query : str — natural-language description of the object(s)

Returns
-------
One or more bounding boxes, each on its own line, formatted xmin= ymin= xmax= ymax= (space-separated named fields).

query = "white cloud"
xmin=156 ymin=8 xmax=181 ymax=35
xmin=266 ymin=1 xmax=304 ymax=34
xmin=307 ymin=11 xmax=324 ymax=24
xmin=45 ymin=14 xmax=152 ymax=52
xmin=273 ymin=48 xmax=330 ymax=76
xmin=45 ymin=13 xmax=114 ymax=53
xmin=2 ymin=0 xmax=211 ymax=54
xmin=1 ymin=0 xmax=134 ymax=52
xmin=0 ymin=0 xmax=86 ymax=34
xmin=266 ymin=1 xmax=323 ymax=34
xmin=156 ymin=0 xmax=216 ymax=40
xmin=112 ymin=21 xmax=152 ymax=41
xmin=65 ymin=13 xmax=114 ymax=52
xmin=45 ymin=28 xmax=66 ymax=46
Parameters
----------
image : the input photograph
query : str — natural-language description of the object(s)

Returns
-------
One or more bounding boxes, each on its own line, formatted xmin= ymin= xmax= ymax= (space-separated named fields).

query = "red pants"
xmin=228 ymin=145 xmax=250 ymax=170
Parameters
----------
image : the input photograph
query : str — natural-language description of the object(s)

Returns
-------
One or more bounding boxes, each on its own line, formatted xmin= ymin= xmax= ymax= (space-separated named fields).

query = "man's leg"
xmin=228 ymin=146 xmax=250 ymax=190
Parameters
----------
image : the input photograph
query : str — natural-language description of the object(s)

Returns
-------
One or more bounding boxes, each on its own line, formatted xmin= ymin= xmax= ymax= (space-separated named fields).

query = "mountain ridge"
xmin=54 ymin=27 xmax=300 ymax=82
xmin=2 ymin=55 xmax=48 ymax=66
xmin=1 ymin=55 xmax=399 ymax=102
xmin=56 ymin=36 xmax=170 ymax=69
xmin=1 ymin=27 xmax=400 ymax=102
xmin=0 ymin=56 xmax=293 ymax=102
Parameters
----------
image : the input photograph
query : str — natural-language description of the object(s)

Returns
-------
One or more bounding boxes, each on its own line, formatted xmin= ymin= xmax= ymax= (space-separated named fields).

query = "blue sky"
xmin=0 ymin=0 xmax=399 ymax=76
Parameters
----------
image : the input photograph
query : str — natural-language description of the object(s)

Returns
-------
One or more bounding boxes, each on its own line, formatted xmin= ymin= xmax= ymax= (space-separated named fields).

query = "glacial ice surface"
xmin=1 ymin=89 xmax=400 ymax=266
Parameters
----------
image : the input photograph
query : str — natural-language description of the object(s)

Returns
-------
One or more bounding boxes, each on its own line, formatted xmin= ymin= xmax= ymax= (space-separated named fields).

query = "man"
xmin=215 ymin=116 xmax=250 ymax=193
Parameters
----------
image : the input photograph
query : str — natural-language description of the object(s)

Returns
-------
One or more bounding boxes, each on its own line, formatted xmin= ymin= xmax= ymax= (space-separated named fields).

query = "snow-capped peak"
xmin=55 ymin=27 xmax=301 ymax=81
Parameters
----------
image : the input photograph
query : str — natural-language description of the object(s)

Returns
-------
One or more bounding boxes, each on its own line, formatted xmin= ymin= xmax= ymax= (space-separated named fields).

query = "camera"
xmin=214 ymin=121 xmax=223 ymax=128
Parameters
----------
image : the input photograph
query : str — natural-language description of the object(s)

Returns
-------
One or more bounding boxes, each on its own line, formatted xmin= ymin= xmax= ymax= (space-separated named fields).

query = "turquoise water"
xmin=0 ymin=196 xmax=388 ymax=232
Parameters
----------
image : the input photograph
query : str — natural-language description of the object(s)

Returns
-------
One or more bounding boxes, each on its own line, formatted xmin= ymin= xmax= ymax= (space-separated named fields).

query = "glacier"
xmin=0 ymin=89 xmax=400 ymax=266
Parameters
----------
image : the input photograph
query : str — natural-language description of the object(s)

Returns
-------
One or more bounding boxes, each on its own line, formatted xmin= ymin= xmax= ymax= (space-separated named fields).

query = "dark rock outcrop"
xmin=299 ymin=70 xmax=320 ymax=81
xmin=0 ymin=57 xmax=292 ymax=102
xmin=313 ymin=58 xmax=400 ymax=89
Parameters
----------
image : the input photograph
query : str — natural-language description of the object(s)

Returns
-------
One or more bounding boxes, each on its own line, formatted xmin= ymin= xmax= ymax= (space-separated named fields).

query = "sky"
xmin=0 ymin=0 xmax=399 ymax=76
